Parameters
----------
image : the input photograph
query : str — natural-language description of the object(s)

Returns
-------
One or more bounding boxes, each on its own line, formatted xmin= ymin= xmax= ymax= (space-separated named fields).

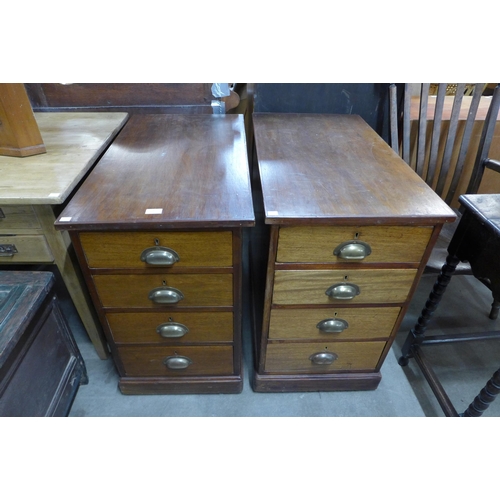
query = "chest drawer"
xmin=80 ymin=231 xmax=233 ymax=269
xmin=269 ymin=307 xmax=400 ymax=341
xmin=272 ymin=268 xmax=417 ymax=305
xmin=0 ymin=235 xmax=53 ymax=263
xmin=118 ymin=345 xmax=234 ymax=376
xmin=106 ymin=311 xmax=233 ymax=343
xmin=0 ymin=205 xmax=41 ymax=230
xmin=264 ymin=341 xmax=386 ymax=373
xmin=277 ymin=226 xmax=432 ymax=264
xmin=93 ymin=274 xmax=233 ymax=308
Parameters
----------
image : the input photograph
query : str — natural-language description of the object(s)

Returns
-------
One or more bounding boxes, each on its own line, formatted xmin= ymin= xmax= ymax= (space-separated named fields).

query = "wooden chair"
xmin=389 ymin=83 xmax=500 ymax=319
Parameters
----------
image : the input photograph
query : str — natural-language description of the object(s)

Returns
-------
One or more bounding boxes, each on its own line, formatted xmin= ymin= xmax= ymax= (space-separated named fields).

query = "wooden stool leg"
xmin=399 ymin=254 xmax=460 ymax=366
xmin=462 ymin=368 xmax=500 ymax=417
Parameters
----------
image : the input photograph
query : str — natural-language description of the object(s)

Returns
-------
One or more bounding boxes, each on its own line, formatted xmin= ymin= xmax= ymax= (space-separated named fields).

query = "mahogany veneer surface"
xmin=254 ymin=113 xmax=455 ymax=225
xmin=56 ymin=114 xmax=254 ymax=230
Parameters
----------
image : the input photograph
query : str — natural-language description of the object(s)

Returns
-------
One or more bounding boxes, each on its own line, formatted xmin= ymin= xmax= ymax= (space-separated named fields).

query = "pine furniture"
xmin=0 ymin=112 xmax=128 ymax=359
xmin=0 ymin=83 xmax=46 ymax=157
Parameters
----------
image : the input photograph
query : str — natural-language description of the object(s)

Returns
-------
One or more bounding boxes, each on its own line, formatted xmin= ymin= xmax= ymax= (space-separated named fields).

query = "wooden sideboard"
xmin=54 ymin=114 xmax=255 ymax=394
xmin=0 ymin=112 xmax=128 ymax=359
xmin=250 ymin=113 xmax=456 ymax=392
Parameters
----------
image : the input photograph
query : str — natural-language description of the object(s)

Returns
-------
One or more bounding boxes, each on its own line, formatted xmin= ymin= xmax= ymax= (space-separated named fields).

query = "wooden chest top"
xmin=55 ymin=114 xmax=255 ymax=231
xmin=0 ymin=271 xmax=53 ymax=369
xmin=253 ymin=113 xmax=456 ymax=225
xmin=0 ymin=112 xmax=128 ymax=204
xmin=459 ymin=194 xmax=500 ymax=232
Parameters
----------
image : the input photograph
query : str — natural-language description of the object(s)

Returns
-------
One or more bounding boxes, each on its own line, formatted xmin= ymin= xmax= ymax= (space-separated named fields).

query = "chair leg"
xmin=489 ymin=299 xmax=500 ymax=320
xmin=461 ymin=367 xmax=500 ymax=417
xmin=399 ymin=254 xmax=460 ymax=366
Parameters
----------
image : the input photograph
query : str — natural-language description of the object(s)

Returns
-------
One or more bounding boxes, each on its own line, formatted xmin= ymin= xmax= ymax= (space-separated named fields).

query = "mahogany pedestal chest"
xmin=250 ymin=113 xmax=456 ymax=392
xmin=0 ymin=271 xmax=87 ymax=416
xmin=55 ymin=114 xmax=254 ymax=395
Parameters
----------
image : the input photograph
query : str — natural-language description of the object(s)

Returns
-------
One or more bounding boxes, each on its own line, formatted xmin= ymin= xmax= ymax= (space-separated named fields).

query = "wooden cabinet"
xmin=251 ymin=113 xmax=456 ymax=392
xmin=0 ymin=112 xmax=129 ymax=360
xmin=55 ymin=114 xmax=254 ymax=395
xmin=0 ymin=271 xmax=87 ymax=416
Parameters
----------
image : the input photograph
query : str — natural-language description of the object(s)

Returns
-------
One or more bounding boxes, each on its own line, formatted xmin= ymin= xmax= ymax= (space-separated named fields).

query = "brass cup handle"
xmin=163 ymin=355 xmax=192 ymax=370
xmin=309 ymin=352 xmax=338 ymax=365
xmin=325 ymin=283 xmax=360 ymax=300
xmin=157 ymin=322 xmax=189 ymax=338
xmin=148 ymin=287 xmax=184 ymax=304
xmin=333 ymin=240 xmax=371 ymax=260
xmin=140 ymin=246 xmax=180 ymax=266
xmin=316 ymin=318 xmax=349 ymax=333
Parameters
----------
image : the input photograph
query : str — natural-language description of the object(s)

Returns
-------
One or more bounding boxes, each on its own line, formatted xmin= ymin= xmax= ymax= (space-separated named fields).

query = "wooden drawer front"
xmin=264 ymin=341 xmax=386 ymax=373
xmin=118 ymin=345 xmax=234 ymax=376
xmin=93 ymin=274 xmax=233 ymax=308
xmin=273 ymin=269 xmax=417 ymax=305
xmin=0 ymin=235 xmax=53 ymax=263
xmin=80 ymin=231 xmax=233 ymax=268
xmin=269 ymin=307 xmax=400 ymax=341
xmin=0 ymin=205 xmax=40 ymax=230
xmin=106 ymin=311 xmax=234 ymax=344
xmin=277 ymin=226 xmax=432 ymax=264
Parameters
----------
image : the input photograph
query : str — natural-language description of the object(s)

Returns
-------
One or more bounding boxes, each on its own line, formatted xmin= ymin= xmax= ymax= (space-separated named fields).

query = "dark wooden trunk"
xmin=0 ymin=271 xmax=87 ymax=416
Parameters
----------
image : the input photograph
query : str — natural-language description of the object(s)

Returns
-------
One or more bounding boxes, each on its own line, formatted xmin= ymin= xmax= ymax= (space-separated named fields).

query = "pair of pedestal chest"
xmin=55 ymin=112 xmax=454 ymax=395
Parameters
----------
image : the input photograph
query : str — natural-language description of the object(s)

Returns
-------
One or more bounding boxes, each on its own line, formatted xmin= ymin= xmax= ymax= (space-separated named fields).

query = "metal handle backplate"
xmin=156 ymin=322 xmax=189 ymax=338
xmin=316 ymin=318 xmax=349 ymax=333
xmin=325 ymin=283 xmax=360 ymax=300
xmin=140 ymin=246 xmax=180 ymax=266
xmin=148 ymin=287 xmax=184 ymax=304
xmin=163 ymin=355 xmax=192 ymax=370
xmin=333 ymin=240 xmax=372 ymax=260
xmin=309 ymin=352 xmax=338 ymax=365
xmin=0 ymin=244 xmax=18 ymax=257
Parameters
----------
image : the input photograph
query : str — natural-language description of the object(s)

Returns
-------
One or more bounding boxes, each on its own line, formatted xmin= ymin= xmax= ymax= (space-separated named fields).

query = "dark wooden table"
xmin=399 ymin=193 xmax=500 ymax=416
